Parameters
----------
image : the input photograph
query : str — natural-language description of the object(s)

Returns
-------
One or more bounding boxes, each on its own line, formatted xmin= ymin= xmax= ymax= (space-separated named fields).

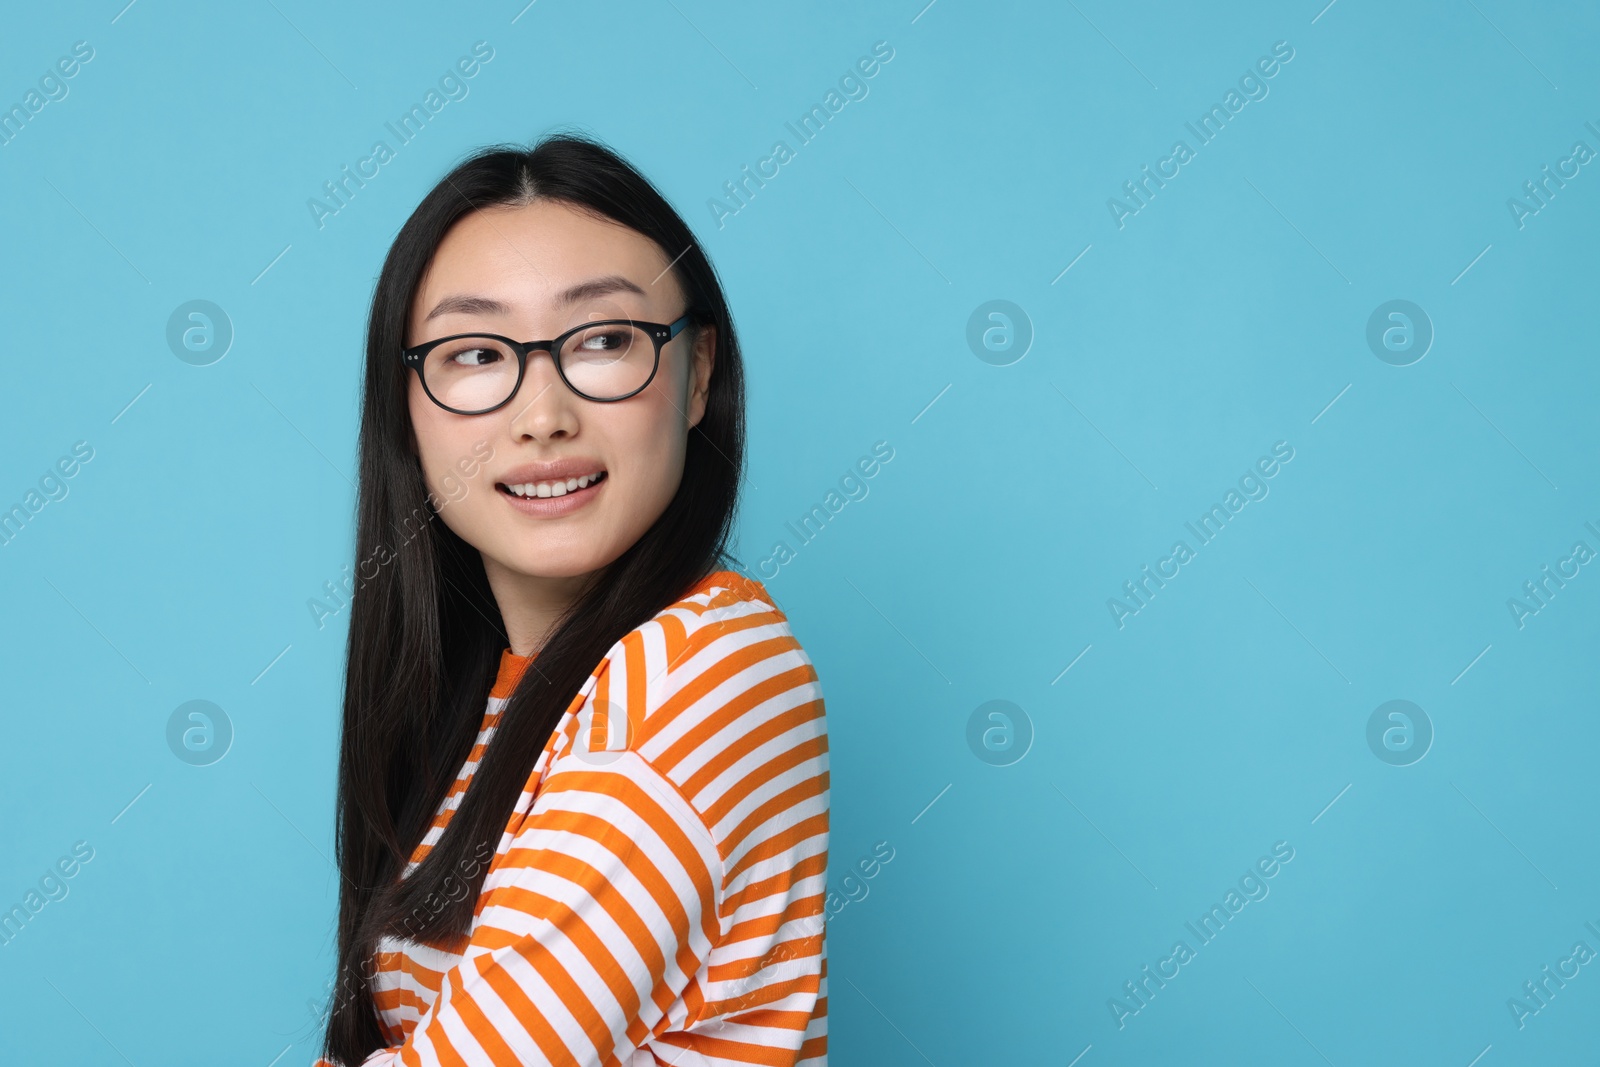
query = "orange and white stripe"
xmin=316 ymin=570 xmax=829 ymax=1066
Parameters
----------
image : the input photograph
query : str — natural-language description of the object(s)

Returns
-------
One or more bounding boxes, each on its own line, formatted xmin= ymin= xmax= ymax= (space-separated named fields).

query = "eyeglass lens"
xmin=421 ymin=322 xmax=657 ymax=410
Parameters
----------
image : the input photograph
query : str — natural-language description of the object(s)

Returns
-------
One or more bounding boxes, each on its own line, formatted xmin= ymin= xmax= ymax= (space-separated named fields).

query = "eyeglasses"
xmin=402 ymin=313 xmax=692 ymax=414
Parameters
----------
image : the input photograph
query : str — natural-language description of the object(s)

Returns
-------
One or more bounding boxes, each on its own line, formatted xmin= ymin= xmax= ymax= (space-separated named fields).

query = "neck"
xmin=481 ymin=556 xmax=599 ymax=657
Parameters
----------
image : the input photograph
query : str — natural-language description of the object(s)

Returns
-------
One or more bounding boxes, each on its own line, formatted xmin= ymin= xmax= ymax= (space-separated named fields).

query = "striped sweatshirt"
xmin=315 ymin=569 xmax=829 ymax=1067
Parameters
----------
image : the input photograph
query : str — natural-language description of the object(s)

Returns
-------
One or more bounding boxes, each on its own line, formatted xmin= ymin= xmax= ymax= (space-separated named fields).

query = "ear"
xmin=686 ymin=322 xmax=716 ymax=429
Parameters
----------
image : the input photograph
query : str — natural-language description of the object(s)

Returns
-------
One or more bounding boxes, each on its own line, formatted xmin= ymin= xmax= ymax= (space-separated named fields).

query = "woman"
xmin=315 ymin=132 xmax=829 ymax=1067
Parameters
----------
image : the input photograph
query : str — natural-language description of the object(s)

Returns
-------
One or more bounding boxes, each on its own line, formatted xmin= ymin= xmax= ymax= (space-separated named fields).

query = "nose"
xmin=506 ymin=347 xmax=578 ymax=439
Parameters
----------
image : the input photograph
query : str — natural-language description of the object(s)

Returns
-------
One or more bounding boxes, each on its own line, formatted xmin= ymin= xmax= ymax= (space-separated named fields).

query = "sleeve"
xmin=335 ymin=750 xmax=724 ymax=1067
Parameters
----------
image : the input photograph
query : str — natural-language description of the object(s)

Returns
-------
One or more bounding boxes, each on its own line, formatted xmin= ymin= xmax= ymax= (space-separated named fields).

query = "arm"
xmin=333 ymin=750 xmax=723 ymax=1066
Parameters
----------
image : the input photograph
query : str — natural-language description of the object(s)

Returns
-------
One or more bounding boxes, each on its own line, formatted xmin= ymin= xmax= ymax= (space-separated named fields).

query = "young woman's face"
xmin=405 ymin=199 xmax=715 ymax=583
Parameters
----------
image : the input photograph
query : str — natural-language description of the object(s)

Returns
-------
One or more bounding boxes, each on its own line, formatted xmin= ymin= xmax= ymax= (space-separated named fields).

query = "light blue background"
xmin=2 ymin=1 xmax=1597 ymax=1064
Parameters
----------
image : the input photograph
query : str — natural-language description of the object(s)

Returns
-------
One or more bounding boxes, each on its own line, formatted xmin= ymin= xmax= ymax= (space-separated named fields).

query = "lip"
xmin=494 ymin=459 xmax=608 ymax=518
xmin=496 ymin=458 xmax=607 ymax=484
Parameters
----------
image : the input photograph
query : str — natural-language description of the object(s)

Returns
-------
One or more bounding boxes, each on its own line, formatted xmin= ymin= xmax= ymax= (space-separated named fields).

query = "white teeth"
xmin=504 ymin=472 xmax=605 ymax=498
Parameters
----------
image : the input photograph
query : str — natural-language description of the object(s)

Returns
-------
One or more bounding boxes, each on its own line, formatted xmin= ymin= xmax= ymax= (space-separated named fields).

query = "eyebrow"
xmin=423 ymin=274 xmax=649 ymax=323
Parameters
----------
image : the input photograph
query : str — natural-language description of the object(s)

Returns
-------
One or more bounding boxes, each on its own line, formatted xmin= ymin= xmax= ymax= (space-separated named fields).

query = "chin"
xmin=494 ymin=543 xmax=612 ymax=581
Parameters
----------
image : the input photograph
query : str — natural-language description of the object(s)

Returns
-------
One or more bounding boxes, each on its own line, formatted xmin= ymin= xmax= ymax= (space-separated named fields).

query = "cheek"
xmin=409 ymin=387 xmax=481 ymax=496
xmin=406 ymin=379 xmax=432 ymax=457
xmin=607 ymin=401 xmax=687 ymax=512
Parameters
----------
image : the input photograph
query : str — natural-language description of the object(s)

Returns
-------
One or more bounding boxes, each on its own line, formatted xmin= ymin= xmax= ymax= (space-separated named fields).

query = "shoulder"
xmin=560 ymin=569 xmax=824 ymax=754
xmin=547 ymin=569 xmax=828 ymax=849
xmin=645 ymin=570 xmax=825 ymax=739
xmin=653 ymin=570 xmax=818 ymax=701
xmin=638 ymin=571 xmax=829 ymax=856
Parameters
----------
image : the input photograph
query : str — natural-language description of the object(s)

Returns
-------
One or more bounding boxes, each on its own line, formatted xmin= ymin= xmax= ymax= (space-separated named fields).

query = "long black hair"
xmin=321 ymin=130 xmax=746 ymax=1065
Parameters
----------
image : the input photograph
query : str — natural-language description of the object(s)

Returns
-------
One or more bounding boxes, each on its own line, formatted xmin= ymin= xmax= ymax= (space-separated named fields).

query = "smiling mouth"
xmin=496 ymin=470 xmax=608 ymax=499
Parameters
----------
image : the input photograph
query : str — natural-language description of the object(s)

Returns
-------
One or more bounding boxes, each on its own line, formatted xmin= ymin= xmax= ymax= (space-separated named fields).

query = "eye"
xmin=578 ymin=329 xmax=632 ymax=352
xmin=445 ymin=344 xmax=503 ymax=367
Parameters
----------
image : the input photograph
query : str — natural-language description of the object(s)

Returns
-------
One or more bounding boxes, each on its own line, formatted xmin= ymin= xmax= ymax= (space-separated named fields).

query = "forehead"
xmin=413 ymin=199 xmax=678 ymax=320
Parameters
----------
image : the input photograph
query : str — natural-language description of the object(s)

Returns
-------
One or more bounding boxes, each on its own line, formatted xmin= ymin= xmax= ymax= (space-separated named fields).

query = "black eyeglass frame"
xmin=402 ymin=312 xmax=693 ymax=414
